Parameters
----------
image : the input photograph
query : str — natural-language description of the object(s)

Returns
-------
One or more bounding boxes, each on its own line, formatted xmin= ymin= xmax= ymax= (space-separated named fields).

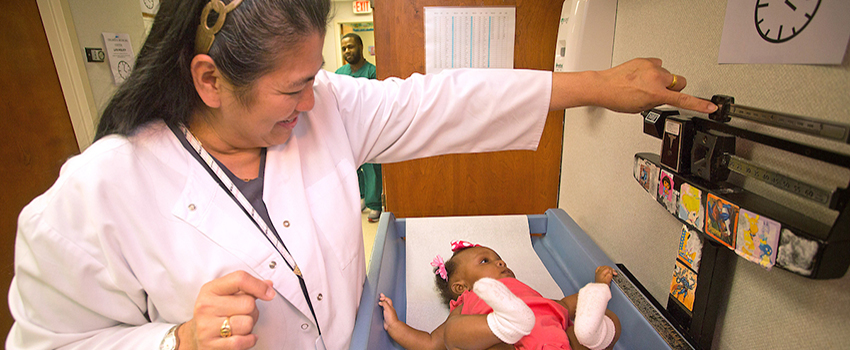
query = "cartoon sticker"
xmin=658 ymin=170 xmax=677 ymax=215
xmin=634 ymin=157 xmax=658 ymax=194
xmin=670 ymin=260 xmax=697 ymax=312
xmin=678 ymin=225 xmax=703 ymax=273
xmin=678 ymin=183 xmax=704 ymax=230
xmin=705 ymin=193 xmax=739 ymax=249
xmin=735 ymin=209 xmax=781 ymax=269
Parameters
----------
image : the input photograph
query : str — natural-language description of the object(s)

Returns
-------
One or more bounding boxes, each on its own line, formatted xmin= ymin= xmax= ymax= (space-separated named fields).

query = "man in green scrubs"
xmin=335 ymin=33 xmax=381 ymax=222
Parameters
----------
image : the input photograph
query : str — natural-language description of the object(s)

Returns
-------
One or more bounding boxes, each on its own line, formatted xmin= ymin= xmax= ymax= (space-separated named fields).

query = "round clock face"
xmin=144 ymin=0 xmax=154 ymax=10
xmin=118 ymin=61 xmax=132 ymax=79
xmin=755 ymin=0 xmax=821 ymax=43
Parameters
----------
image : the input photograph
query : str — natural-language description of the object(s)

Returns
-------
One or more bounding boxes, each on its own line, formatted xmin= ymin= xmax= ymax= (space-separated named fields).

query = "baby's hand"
xmin=378 ymin=293 xmax=399 ymax=331
xmin=595 ymin=266 xmax=617 ymax=285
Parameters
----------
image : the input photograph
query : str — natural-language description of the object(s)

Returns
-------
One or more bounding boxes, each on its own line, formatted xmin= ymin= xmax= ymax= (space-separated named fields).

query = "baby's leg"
xmin=473 ymin=277 xmax=535 ymax=344
xmin=573 ymin=283 xmax=617 ymax=350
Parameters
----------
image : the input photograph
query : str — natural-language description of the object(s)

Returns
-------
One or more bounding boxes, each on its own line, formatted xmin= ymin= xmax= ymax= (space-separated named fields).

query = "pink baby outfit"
xmin=450 ymin=278 xmax=573 ymax=350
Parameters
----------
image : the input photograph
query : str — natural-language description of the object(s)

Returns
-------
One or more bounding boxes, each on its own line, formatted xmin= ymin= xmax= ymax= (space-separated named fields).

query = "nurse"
xmin=6 ymin=0 xmax=715 ymax=349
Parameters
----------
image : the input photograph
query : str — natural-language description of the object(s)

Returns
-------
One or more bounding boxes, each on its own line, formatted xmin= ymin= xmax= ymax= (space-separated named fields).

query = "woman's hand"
xmin=594 ymin=266 xmax=618 ymax=285
xmin=178 ymin=271 xmax=276 ymax=350
xmin=551 ymin=57 xmax=717 ymax=114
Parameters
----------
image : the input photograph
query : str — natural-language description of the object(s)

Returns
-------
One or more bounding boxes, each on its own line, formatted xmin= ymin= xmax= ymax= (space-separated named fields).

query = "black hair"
xmin=94 ymin=0 xmax=332 ymax=141
xmin=341 ymin=32 xmax=363 ymax=46
xmin=435 ymin=247 xmax=474 ymax=308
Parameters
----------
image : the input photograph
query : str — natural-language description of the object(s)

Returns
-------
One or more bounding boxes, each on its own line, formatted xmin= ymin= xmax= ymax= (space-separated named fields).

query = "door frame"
xmin=37 ymin=0 xmax=97 ymax=151
xmin=333 ymin=20 xmax=375 ymax=69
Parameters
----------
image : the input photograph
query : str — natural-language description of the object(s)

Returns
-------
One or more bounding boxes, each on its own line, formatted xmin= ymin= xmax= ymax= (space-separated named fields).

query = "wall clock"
xmin=118 ymin=61 xmax=132 ymax=80
xmin=755 ymin=0 xmax=821 ymax=43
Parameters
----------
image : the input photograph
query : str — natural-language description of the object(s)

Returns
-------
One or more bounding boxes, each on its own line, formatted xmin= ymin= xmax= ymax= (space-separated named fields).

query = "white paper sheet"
xmin=405 ymin=215 xmax=563 ymax=333
xmin=718 ymin=0 xmax=850 ymax=64
xmin=102 ymin=33 xmax=135 ymax=85
xmin=424 ymin=7 xmax=515 ymax=74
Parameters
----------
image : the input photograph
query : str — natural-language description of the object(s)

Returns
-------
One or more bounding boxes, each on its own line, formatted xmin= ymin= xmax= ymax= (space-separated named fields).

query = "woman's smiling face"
xmin=212 ymin=32 xmax=325 ymax=149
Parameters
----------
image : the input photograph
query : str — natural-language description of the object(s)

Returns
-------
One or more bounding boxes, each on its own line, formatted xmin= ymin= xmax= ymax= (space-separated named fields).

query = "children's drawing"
xmin=705 ymin=194 xmax=738 ymax=249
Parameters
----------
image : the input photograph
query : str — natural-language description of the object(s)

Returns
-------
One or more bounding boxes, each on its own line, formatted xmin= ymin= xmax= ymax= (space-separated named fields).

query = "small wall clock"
xmin=118 ymin=61 xmax=132 ymax=80
xmin=755 ymin=0 xmax=821 ymax=43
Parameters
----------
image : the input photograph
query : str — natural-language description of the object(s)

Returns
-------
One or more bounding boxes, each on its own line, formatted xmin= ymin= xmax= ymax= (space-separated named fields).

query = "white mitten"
xmin=574 ymin=283 xmax=616 ymax=350
xmin=473 ymin=278 xmax=535 ymax=344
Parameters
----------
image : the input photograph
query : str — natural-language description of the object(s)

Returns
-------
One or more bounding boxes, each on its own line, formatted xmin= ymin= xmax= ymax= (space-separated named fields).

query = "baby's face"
xmin=454 ymin=246 xmax=515 ymax=286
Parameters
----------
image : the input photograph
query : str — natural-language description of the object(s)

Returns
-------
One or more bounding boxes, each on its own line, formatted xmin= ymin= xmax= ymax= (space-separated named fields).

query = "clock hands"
xmin=785 ymin=0 xmax=797 ymax=11
xmin=755 ymin=0 xmax=821 ymax=43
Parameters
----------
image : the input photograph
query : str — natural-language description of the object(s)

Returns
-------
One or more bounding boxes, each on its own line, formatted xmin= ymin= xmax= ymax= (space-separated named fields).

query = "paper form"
xmin=424 ymin=7 xmax=515 ymax=74
xmin=102 ymin=33 xmax=135 ymax=85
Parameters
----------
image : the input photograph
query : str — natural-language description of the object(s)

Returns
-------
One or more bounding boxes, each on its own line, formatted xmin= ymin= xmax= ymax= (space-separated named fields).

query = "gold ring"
xmin=220 ymin=317 xmax=232 ymax=338
xmin=667 ymin=74 xmax=678 ymax=89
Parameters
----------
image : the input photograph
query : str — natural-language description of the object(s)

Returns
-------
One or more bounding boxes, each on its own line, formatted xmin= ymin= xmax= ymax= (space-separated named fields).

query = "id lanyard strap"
xmin=178 ymin=125 xmax=322 ymax=336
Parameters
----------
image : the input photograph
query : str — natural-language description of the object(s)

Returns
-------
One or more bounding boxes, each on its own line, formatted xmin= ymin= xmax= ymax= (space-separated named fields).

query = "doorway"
xmin=336 ymin=21 xmax=377 ymax=69
xmin=1 ymin=0 xmax=81 ymax=337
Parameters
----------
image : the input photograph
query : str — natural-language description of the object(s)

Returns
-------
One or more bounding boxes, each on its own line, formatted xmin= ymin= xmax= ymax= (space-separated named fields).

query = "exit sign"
xmin=353 ymin=0 xmax=371 ymax=14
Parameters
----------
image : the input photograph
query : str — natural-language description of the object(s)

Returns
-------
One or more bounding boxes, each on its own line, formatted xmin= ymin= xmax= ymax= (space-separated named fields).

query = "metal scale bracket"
xmin=636 ymin=95 xmax=850 ymax=279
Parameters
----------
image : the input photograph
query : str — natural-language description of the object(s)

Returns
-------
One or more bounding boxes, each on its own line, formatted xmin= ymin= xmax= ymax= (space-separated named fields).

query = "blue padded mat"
xmin=351 ymin=209 xmax=688 ymax=349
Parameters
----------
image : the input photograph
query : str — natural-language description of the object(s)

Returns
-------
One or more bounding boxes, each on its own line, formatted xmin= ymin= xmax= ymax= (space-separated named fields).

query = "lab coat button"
xmin=188 ymin=204 xmax=196 ymax=211
xmin=269 ymin=261 xmax=277 ymax=269
xmin=283 ymin=220 xmax=290 ymax=227
xmin=301 ymin=323 xmax=309 ymax=330
xmin=317 ymin=293 xmax=323 ymax=301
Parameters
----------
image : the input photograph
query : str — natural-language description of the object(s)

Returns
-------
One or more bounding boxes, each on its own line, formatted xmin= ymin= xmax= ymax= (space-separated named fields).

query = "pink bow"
xmin=431 ymin=255 xmax=448 ymax=280
xmin=451 ymin=240 xmax=480 ymax=252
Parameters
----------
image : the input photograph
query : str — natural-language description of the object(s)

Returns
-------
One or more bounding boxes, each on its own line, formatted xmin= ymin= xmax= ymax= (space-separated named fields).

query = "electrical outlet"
xmin=85 ymin=48 xmax=105 ymax=62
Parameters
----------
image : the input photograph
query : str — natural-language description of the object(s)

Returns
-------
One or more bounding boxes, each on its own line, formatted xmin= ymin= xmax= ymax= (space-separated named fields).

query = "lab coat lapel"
xmin=171 ymin=155 xmax=313 ymax=321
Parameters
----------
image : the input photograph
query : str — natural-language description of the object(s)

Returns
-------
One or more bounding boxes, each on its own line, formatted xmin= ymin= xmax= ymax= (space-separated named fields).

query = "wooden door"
xmin=0 ymin=0 xmax=81 ymax=336
xmin=373 ymin=0 xmax=564 ymax=218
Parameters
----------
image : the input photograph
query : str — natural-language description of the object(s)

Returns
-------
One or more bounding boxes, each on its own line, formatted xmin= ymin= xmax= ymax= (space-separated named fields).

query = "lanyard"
xmin=176 ymin=125 xmax=322 ymax=336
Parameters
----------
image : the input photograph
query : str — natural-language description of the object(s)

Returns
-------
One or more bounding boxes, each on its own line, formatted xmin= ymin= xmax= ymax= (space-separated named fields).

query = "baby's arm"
xmin=379 ymin=293 xmax=446 ymax=350
xmin=557 ymin=266 xmax=619 ymax=311
xmin=446 ymin=277 xmax=535 ymax=349
xmin=558 ymin=266 xmax=622 ymax=350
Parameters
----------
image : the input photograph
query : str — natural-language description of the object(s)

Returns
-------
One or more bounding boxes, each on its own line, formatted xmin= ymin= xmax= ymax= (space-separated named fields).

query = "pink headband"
xmin=451 ymin=240 xmax=480 ymax=252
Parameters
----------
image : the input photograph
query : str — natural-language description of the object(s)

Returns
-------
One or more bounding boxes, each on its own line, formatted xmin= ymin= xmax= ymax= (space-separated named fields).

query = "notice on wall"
xmin=102 ymin=33 xmax=135 ymax=85
xmin=424 ymin=7 xmax=515 ymax=74
xmin=718 ymin=0 xmax=850 ymax=64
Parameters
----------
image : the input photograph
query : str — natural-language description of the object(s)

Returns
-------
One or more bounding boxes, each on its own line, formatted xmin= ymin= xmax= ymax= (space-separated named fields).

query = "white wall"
xmin=67 ymin=0 xmax=146 ymax=122
xmin=559 ymin=0 xmax=850 ymax=349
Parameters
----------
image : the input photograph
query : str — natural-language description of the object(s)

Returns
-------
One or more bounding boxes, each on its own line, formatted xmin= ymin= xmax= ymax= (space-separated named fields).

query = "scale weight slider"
xmin=708 ymin=95 xmax=734 ymax=123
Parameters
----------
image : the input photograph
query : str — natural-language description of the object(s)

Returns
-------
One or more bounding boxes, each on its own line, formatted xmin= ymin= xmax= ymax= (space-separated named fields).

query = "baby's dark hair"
xmin=434 ymin=248 xmax=469 ymax=307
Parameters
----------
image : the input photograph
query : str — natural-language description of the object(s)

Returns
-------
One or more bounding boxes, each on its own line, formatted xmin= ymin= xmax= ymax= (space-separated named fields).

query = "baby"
xmin=379 ymin=240 xmax=621 ymax=350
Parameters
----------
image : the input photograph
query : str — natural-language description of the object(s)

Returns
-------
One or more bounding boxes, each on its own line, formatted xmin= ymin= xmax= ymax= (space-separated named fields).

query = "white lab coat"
xmin=7 ymin=69 xmax=551 ymax=349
